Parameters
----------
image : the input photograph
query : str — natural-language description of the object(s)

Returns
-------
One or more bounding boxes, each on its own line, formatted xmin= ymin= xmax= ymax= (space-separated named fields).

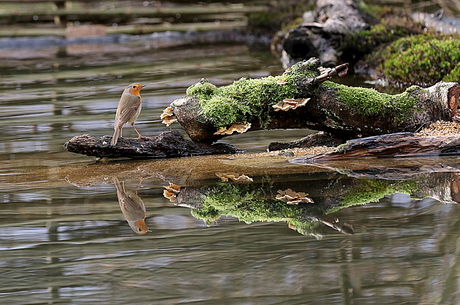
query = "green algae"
xmin=185 ymin=59 xmax=320 ymax=128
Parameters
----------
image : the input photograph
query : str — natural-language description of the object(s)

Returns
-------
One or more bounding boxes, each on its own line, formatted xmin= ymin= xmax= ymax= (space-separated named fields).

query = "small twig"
xmin=315 ymin=63 xmax=349 ymax=83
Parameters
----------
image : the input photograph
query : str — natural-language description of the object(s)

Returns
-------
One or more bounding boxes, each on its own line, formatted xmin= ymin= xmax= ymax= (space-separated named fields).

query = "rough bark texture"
xmin=290 ymin=133 xmax=460 ymax=164
xmin=63 ymin=130 xmax=240 ymax=158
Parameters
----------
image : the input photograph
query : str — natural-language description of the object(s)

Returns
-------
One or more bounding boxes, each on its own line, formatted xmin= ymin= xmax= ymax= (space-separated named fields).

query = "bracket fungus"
xmin=161 ymin=106 xmax=177 ymax=127
xmin=273 ymin=98 xmax=311 ymax=111
xmin=213 ymin=123 xmax=251 ymax=136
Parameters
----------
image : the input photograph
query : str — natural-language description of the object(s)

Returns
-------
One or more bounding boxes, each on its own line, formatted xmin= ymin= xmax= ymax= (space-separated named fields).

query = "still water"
xmin=1 ymin=38 xmax=460 ymax=304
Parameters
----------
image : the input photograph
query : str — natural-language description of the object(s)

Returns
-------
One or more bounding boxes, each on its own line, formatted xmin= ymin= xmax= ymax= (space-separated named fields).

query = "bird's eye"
xmin=132 ymin=85 xmax=137 ymax=88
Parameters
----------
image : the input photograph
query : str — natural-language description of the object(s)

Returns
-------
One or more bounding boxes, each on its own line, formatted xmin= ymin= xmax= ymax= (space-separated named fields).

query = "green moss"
xmin=325 ymin=81 xmax=417 ymax=121
xmin=444 ymin=64 xmax=460 ymax=82
xmin=381 ymin=34 xmax=460 ymax=86
xmin=185 ymin=79 xmax=217 ymax=100
xmin=186 ymin=60 xmax=320 ymax=128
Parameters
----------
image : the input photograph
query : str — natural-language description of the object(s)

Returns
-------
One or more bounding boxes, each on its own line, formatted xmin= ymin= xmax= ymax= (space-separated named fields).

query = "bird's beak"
xmin=141 ymin=84 xmax=146 ymax=88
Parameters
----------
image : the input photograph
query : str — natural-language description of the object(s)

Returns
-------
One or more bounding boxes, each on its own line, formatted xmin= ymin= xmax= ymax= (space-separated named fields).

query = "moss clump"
xmin=325 ymin=81 xmax=417 ymax=121
xmin=443 ymin=64 xmax=460 ymax=82
xmin=186 ymin=79 xmax=217 ymax=100
xmin=186 ymin=60 xmax=320 ymax=128
xmin=381 ymin=34 xmax=460 ymax=86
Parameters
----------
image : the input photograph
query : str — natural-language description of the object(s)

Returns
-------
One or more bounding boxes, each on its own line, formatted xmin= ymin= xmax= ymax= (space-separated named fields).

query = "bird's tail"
xmin=111 ymin=127 xmax=121 ymax=145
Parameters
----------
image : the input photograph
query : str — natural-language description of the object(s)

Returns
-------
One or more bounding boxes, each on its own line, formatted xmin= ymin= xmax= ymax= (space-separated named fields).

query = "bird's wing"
xmin=116 ymin=94 xmax=141 ymax=126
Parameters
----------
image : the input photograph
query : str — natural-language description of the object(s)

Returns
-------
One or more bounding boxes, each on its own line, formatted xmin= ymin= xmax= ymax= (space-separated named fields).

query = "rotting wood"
xmin=290 ymin=132 xmax=460 ymax=164
xmin=63 ymin=130 xmax=241 ymax=159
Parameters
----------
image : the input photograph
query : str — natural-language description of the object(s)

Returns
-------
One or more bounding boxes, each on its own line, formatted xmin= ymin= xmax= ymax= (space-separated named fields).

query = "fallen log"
xmin=63 ymin=130 xmax=240 ymax=159
xmin=166 ymin=58 xmax=460 ymax=142
xmin=290 ymin=132 xmax=460 ymax=164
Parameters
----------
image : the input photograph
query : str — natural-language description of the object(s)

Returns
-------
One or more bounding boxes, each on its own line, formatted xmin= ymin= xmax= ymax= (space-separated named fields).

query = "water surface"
xmin=1 ymin=39 xmax=460 ymax=305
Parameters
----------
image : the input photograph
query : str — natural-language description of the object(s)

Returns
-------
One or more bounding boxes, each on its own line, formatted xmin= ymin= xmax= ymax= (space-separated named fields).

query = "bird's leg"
xmin=132 ymin=123 xmax=144 ymax=139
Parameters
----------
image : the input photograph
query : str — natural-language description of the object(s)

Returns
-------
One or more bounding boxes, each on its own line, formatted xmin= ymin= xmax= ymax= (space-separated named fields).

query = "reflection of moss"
xmin=325 ymin=81 xmax=417 ymax=121
xmin=200 ymin=183 xmax=300 ymax=223
xmin=327 ymin=179 xmax=419 ymax=214
xmin=190 ymin=183 xmax=325 ymax=237
xmin=380 ymin=34 xmax=460 ymax=86
xmin=186 ymin=59 xmax=320 ymax=128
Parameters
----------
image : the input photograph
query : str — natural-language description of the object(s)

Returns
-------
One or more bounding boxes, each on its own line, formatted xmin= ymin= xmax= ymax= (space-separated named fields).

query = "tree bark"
xmin=168 ymin=58 xmax=460 ymax=142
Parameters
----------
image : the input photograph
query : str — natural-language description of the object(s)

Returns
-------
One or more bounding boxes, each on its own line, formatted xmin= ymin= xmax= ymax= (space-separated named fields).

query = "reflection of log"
xmin=169 ymin=58 xmax=460 ymax=142
xmin=291 ymin=133 xmax=460 ymax=163
xmin=63 ymin=130 xmax=240 ymax=159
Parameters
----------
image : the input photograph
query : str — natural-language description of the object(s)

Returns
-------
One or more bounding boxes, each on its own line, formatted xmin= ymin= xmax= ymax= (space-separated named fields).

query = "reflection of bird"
xmin=113 ymin=177 xmax=149 ymax=234
xmin=111 ymin=83 xmax=145 ymax=146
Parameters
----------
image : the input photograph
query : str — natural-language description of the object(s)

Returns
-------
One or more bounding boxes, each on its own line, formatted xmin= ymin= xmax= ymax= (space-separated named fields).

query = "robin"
xmin=113 ymin=177 xmax=150 ymax=234
xmin=111 ymin=83 xmax=146 ymax=146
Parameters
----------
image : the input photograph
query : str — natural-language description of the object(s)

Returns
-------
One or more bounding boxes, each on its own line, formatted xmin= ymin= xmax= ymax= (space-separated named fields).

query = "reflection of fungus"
xmin=161 ymin=106 xmax=177 ymax=126
xmin=213 ymin=123 xmax=251 ymax=135
xmin=215 ymin=172 xmax=254 ymax=183
xmin=273 ymin=98 xmax=310 ymax=111
xmin=276 ymin=188 xmax=314 ymax=204
xmin=163 ymin=183 xmax=181 ymax=201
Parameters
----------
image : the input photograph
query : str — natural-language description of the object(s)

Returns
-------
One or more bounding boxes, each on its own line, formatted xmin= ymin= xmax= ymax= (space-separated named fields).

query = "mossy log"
xmin=167 ymin=58 xmax=460 ymax=142
xmin=63 ymin=130 xmax=240 ymax=159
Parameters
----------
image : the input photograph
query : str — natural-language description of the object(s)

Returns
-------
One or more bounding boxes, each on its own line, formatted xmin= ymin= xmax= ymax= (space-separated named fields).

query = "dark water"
xmin=1 ymin=39 xmax=460 ymax=305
